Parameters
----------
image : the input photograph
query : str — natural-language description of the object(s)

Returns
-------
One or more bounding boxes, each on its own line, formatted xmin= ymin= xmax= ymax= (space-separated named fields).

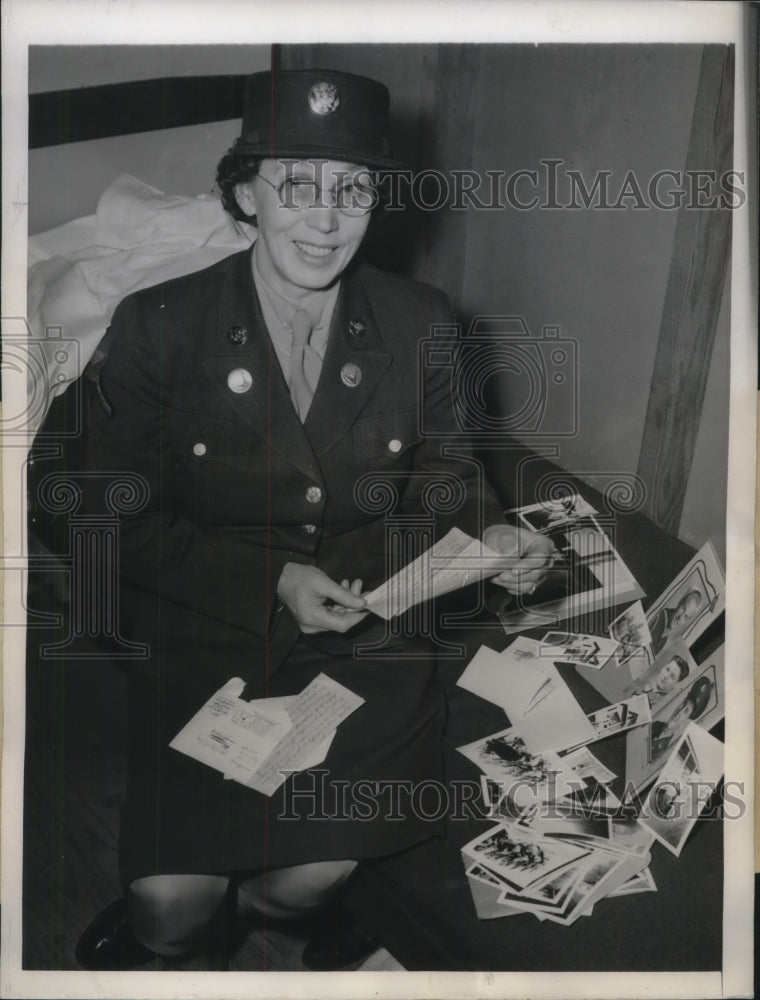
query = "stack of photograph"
xmin=455 ymin=494 xmax=726 ymax=924
xmin=462 ymin=714 xmax=723 ymax=924
xmin=462 ymin=780 xmax=654 ymax=925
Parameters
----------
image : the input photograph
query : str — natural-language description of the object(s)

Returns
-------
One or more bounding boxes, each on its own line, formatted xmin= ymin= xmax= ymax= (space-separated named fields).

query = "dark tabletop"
xmin=345 ymin=445 xmax=725 ymax=972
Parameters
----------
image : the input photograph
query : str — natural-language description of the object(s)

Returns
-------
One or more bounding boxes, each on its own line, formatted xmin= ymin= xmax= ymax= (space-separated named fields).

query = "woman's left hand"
xmin=482 ymin=524 xmax=557 ymax=596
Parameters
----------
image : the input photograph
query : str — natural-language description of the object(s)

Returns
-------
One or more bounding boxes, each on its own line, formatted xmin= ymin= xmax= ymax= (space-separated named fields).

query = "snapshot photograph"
xmin=638 ymin=722 xmax=724 ymax=857
xmin=457 ymin=728 xmax=574 ymax=801
xmin=608 ymin=600 xmax=652 ymax=666
xmin=463 ymin=825 xmax=590 ymax=892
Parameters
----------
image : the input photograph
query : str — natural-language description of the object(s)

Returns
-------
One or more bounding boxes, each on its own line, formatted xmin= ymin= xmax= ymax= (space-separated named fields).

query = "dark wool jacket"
xmin=86 ymin=248 xmax=504 ymax=694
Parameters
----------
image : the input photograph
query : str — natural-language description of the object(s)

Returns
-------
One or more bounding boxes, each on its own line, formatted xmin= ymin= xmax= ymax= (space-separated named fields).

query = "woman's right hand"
xmin=276 ymin=563 xmax=368 ymax=634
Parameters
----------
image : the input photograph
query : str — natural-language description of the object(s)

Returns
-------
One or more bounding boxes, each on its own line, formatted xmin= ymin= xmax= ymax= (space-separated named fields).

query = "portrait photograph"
xmin=622 ymin=637 xmax=699 ymax=707
xmin=1 ymin=2 xmax=755 ymax=1000
xmin=643 ymin=541 xmax=726 ymax=658
xmin=625 ymin=644 xmax=725 ymax=792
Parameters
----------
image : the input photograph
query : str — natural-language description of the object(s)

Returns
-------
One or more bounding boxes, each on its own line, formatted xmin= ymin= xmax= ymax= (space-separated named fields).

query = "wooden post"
xmin=636 ymin=46 xmax=734 ymax=536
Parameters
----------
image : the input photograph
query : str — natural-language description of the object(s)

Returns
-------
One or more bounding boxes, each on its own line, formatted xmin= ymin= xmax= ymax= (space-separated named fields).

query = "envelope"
xmin=513 ymin=666 xmax=596 ymax=756
xmin=457 ymin=639 xmax=596 ymax=754
xmin=456 ymin=638 xmax=554 ymax=717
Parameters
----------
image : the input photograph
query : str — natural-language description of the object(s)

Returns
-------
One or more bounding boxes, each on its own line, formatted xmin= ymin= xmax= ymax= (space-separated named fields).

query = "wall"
xmin=28 ymin=45 xmax=271 ymax=233
xmin=463 ymin=46 xmax=702 ymax=478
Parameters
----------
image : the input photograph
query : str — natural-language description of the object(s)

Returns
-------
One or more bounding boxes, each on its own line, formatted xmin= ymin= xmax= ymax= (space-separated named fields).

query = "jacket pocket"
xmin=166 ymin=409 xmax=253 ymax=473
xmin=352 ymin=408 xmax=422 ymax=463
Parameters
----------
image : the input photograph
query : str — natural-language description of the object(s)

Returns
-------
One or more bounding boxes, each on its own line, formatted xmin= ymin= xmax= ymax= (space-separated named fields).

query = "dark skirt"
xmin=119 ymin=634 xmax=446 ymax=887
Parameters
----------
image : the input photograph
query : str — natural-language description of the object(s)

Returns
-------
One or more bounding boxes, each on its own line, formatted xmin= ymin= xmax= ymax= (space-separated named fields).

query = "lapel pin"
xmin=227 ymin=368 xmax=253 ymax=393
xmin=227 ymin=325 xmax=248 ymax=345
xmin=340 ymin=362 xmax=362 ymax=388
xmin=348 ymin=318 xmax=367 ymax=339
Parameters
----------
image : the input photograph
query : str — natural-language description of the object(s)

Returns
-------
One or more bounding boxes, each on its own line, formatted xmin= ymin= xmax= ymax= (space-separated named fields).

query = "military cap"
xmin=234 ymin=68 xmax=402 ymax=169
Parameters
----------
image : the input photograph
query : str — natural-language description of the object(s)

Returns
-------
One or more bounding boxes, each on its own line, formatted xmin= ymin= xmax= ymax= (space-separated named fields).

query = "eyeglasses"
xmin=256 ymin=172 xmax=379 ymax=217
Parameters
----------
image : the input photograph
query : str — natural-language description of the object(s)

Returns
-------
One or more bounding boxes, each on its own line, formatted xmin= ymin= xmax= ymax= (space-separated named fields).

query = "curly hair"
xmin=215 ymin=140 xmax=393 ymax=223
xmin=671 ymin=655 xmax=690 ymax=682
xmin=215 ymin=139 xmax=262 ymax=224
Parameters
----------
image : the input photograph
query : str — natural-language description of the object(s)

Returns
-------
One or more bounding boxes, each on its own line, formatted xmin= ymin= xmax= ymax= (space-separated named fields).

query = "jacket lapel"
xmin=200 ymin=249 xmax=320 ymax=481
xmin=304 ymin=268 xmax=392 ymax=457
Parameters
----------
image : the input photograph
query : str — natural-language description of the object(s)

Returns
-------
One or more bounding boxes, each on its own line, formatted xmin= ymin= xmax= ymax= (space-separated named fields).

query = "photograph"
xmin=586 ymin=694 xmax=651 ymax=740
xmin=517 ymin=493 xmax=598 ymax=532
xmin=495 ymin=869 xmax=581 ymax=918
xmin=465 ymin=863 xmax=509 ymax=889
xmin=623 ymin=639 xmax=699 ymax=707
xmin=608 ymin=600 xmax=652 ymax=665
xmin=525 ymin=860 xmax=586 ymax=908
xmin=463 ymin=824 xmax=590 ymax=892
xmin=1 ymin=2 xmax=755 ymax=998
xmin=539 ymin=629 xmax=620 ymax=669
xmin=575 ymin=541 xmax=726 ymax=703
xmin=643 ymin=542 xmax=726 ymax=657
xmin=457 ymin=728 xmax=575 ymax=802
xmin=609 ymin=818 xmax=655 ymax=856
xmin=648 ymin=673 xmax=717 ymax=761
xmin=495 ymin=511 xmax=644 ymax=631
xmin=539 ymin=848 xmax=635 ymax=926
xmin=514 ymin=808 xmax=612 ymax=844
xmin=625 ymin=646 xmax=725 ymax=792
xmin=463 ymin=868 xmax=523 ymax=921
xmin=638 ymin=722 xmax=724 ymax=857
xmin=608 ymin=866 xmax=657 ymax=897
xmin=559 ymin=746 xmax=618 ymax=786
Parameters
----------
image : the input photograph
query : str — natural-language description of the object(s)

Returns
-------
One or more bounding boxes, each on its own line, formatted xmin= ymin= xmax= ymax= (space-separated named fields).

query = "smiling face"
xmin=657 ymin=659 xmax=682 ymax=692
xmin=671 ymin=591 xmax=701 ymax=632
xmin=234 ymin=158 xmax=372 ymax=301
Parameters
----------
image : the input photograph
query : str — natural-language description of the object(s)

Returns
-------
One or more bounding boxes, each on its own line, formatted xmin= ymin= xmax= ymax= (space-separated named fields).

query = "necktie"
xmin=290 ymin=309 xmax=317 ymax=421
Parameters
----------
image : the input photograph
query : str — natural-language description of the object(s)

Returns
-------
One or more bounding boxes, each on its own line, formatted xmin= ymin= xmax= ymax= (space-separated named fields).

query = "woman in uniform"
xmin=76 ymin=67 xmax=554 ymax=971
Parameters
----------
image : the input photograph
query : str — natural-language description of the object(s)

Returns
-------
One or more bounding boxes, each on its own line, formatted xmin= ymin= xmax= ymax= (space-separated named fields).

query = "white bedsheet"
xmin=26 ymin=174 xmax=256 ymax=436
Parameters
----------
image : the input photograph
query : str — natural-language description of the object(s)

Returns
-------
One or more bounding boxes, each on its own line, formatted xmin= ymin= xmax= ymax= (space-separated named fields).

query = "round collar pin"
xmin=340 ymin=362 xmax=362 ymax=388
xmin=227 ymin=325 xmax=248 ymax=345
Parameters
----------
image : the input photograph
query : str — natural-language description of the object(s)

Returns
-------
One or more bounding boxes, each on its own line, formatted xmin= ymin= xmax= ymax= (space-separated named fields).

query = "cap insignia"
xmin=308 ymin=82 xmax=340 ymax=116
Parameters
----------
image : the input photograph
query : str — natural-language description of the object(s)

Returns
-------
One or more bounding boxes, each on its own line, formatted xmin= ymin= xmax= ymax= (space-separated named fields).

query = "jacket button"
xmin=306 ymin=486 xmax=322 ymax=504
xmin=388 ymin=439 xmax=402 ymax=453
xmin=227 ymin=368 xmax=253 ymax=393
xmin=303 ymin=523 xmax=317 ymax=534
xmin=192 ymin=442 xmax=207 ymax=456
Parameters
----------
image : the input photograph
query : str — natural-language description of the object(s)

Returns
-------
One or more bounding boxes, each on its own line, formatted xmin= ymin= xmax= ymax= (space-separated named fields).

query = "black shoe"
xmin=301 ymin=905 xmax=377 ymax=971
xmin=75 ymin=899 xmax=156 ymax=970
